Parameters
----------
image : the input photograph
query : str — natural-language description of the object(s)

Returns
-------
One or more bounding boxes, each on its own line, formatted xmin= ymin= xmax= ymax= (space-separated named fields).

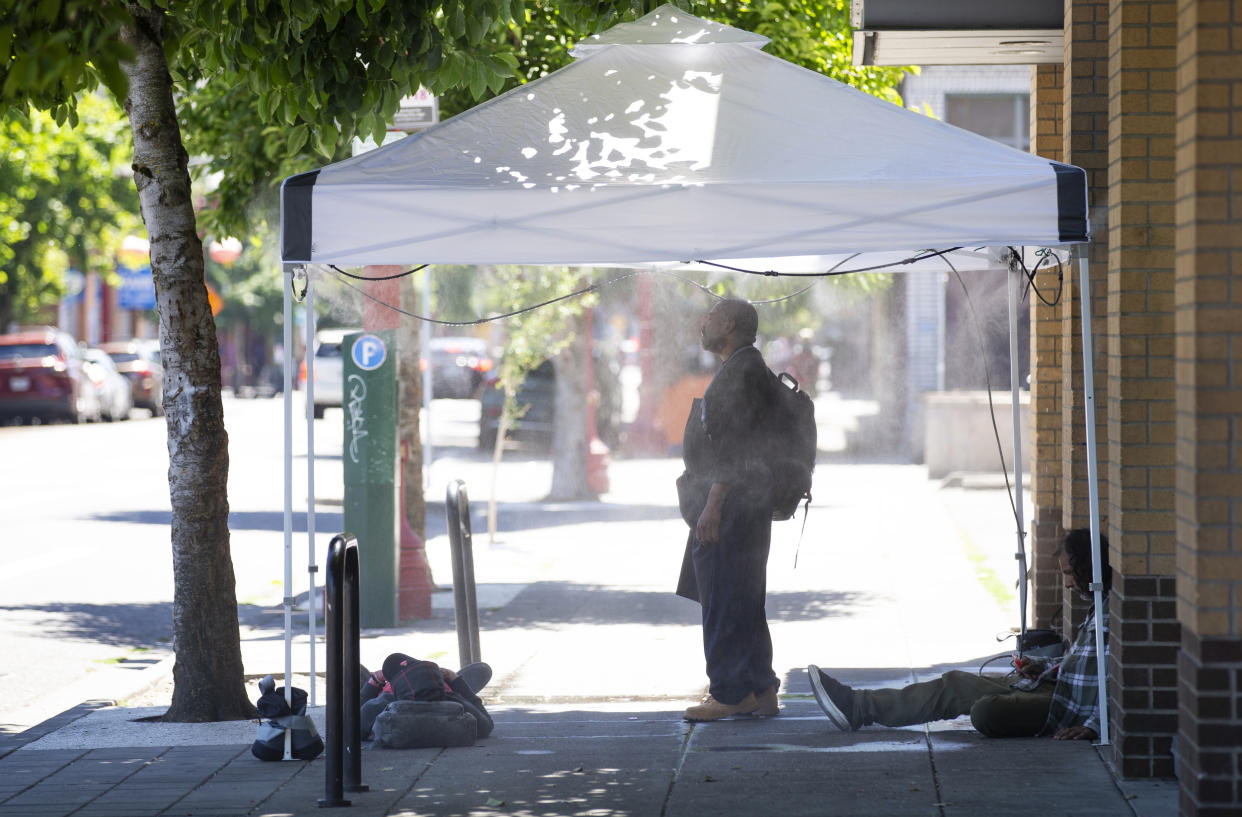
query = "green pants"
xmin=857 ymin=670 xmax=1052 ymax=737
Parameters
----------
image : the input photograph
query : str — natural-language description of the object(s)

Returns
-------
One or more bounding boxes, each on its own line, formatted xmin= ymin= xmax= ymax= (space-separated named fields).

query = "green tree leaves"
xmin=0 ymin=93 xmax=141 ymax=327
xmin=0 ymin=2 xmax=135 ymax=116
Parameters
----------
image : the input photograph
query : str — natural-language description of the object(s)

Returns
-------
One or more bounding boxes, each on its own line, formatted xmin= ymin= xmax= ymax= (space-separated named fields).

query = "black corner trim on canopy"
xmin=281 ymin=170 xmax=320 ymax=263
xmin=1050 ymin=162 xmax=1089 ymax=244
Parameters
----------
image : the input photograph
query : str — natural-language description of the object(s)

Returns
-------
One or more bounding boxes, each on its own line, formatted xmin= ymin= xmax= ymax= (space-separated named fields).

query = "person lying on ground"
xmin=808 ymin=528 xmax=1108 ymax=741
xmin=360 ymin=653 xmax=493 ymax=739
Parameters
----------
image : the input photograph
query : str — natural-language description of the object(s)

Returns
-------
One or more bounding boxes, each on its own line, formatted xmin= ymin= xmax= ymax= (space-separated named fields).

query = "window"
xmin=944 ymin=94 xmax=1030 ymax=151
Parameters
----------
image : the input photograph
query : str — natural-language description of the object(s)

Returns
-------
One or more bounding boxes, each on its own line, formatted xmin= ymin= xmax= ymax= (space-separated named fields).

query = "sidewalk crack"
xmin=70 ymin=746 xmax=175 ymax=817
xmin=923 ymin=726 xmax=947 ymax=817
xmin=387 ymin=745 xmax=447 ymax=812
xmin=0 ymin=748 xmax=90 ymax=807
xmin=659 ymin=720 xmax=695 ymax=817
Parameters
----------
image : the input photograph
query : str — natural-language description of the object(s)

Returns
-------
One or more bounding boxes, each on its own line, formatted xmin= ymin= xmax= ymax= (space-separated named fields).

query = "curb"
xmin=1 ymin=653 xmax=177 ymax=759
xmin=0 ymin=700 xmax=114 ymax=759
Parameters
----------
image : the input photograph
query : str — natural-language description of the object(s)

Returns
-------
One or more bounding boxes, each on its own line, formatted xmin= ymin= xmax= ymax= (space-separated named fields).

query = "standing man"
xmin=676 ymin=298 xmax=780 ymax=721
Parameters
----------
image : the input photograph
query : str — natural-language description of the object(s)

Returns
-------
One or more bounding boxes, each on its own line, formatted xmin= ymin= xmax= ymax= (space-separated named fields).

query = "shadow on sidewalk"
xmin=0 ymin=601 xmax=176 ymax=648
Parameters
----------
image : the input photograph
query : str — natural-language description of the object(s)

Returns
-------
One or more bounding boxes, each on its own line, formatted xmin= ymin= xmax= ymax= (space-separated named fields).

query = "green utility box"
xmin=341 ymin=329 xmax=400 ymax=627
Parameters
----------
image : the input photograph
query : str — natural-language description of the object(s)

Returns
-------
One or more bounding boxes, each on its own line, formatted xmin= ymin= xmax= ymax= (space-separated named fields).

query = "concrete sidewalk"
xmin=0 ymin=458 xmax=1180 ymax=816
xmin=0 ymin=697 xmax=1177 ymax=817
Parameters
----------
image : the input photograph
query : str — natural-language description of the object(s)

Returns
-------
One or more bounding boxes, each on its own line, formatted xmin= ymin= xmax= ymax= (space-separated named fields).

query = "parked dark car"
xmin=428 ymin=336 xmax=493 ymax=399
xmin=0 ymin=327 xmax=101 ymax=423
xmin=478 ymin=360 xmax=555 ymax=450
xmin=99 ymin=339 xmax=163 ymax=415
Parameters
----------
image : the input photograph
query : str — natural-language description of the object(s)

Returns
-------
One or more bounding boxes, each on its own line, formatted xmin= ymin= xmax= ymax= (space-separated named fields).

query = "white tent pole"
xmin=1008 ymin=262 xmax=1028 ymax=642
xmin=422 ymin=267 xmax=433 ymax=479
xmin=281 ymin=263 xmax=295 ymax=760
xmin=305 ymin=275 xmax=317 ymax=707
xmin=1076 ymin=245 xmax=1109 ymax=747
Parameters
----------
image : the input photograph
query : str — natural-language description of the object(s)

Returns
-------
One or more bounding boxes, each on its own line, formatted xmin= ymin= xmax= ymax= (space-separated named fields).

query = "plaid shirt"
xmin=1044 ymin=600 xmax=1109 ymax=735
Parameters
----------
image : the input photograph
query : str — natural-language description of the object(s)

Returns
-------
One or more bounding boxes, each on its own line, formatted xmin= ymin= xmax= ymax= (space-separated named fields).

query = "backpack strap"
xmin=793 ymin=492 xmax=811 ymax=568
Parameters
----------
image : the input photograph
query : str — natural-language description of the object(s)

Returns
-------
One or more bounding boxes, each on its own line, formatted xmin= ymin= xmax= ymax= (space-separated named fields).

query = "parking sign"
xmin=351 ymin=334 xmax=387 ymax=371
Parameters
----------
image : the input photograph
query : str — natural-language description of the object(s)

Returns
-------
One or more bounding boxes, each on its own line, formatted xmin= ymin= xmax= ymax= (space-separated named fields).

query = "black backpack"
xmin=763 ymin=370 xmax=816 ymax=521
xmin=388 ymin=659 xmax=450 ymax=702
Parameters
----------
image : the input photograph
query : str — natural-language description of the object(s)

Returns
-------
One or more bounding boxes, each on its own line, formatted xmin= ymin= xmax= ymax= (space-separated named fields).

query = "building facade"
xmin=853 ymin=2 xmax=1241 ymax=814
xmin=1028 ymin=5 xmax=1239 ymax=815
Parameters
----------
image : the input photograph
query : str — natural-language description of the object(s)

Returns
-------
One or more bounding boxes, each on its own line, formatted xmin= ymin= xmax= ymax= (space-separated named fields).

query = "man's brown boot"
xmin=683 ymin=693 xmax=759 ymax=722
xmin=753 ymin=685 xmax=780 ymax=716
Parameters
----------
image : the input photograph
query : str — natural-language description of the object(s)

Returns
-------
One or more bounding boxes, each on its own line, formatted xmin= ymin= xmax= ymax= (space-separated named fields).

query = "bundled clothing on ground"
xmin=360 ymin=654 xmax=493 ymax=748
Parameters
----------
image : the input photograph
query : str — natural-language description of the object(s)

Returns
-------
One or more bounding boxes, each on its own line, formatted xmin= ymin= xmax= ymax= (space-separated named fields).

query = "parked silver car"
xmin=305 ymin=327 xmax=358 ymax=419
xmin=99 ymin=339 xmax=163 ymax=415
xmin=84 ymin=348 xmax=134 ymax=421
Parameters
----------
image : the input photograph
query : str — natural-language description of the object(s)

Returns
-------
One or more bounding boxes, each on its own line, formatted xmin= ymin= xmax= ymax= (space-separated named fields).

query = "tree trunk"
xmin=122 ymin=6 xmax=255 ymax=722
xmin=398 ymin=282 xmax=425 ymax=540
xmin=548 ymin=316 xmax=594 ymax=500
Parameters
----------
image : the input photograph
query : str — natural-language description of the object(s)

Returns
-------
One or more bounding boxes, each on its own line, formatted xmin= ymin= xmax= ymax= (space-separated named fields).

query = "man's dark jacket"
xmin=676 ymin=344 xmax=773 ymax=601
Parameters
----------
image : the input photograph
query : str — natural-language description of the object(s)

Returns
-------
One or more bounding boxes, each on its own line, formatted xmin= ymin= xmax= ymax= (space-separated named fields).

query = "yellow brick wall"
xmin=1030 ymin=64 xmax=1067 ymax=628
xmin=1107 ymin=0 xmax=1178 ymax=577
xmin=1104 ymin=0 xmax=1183 ymax=781
xmin=1174 ymin=0 xmax=1242 ymax=638
xmin=1062 ymin=0 xmax=1111 ymax=551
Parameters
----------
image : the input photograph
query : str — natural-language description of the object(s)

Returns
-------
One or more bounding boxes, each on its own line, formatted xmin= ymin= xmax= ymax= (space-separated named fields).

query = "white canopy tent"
xmin=281 ymin=10 xmax=1085 ymax=265
xmin=278 ymin=4 xmax=1106 ymax=742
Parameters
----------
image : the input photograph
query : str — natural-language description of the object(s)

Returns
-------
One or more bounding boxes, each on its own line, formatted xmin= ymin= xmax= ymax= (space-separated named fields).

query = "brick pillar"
xmin=1029 ymin=63 xmax=1066 ymax=629
xmin=1061 ymin=0 xmax=1111 ymax=632
xmin=1173 ymin=0 xmax=1242 ymax=813
xmin=1105 ymin=0 xmax=1180 ymax=778
xmin=1112 ymin=575 xmax=1180 ymax=775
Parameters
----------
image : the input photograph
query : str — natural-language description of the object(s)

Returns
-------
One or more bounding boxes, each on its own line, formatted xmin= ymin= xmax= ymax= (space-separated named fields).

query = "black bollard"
xmin=446 ymin=480 xmax=481 ymax=666
xmin=342 ymin=543 xmax=367 ymax=793
xmin=319 ymin=534 xmax=365 ymax=808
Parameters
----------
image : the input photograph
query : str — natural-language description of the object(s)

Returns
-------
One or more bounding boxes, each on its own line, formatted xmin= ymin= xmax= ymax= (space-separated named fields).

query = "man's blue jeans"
xmin=691 ymin=495 xmax=777 ymax=706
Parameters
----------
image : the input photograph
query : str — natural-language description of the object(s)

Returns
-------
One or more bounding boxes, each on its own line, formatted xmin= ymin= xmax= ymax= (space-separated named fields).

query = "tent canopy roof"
xmin=281 ymin=5 xmax=1087 ymax=267
xmin=570 ymin=4 xmax=770 ymax=54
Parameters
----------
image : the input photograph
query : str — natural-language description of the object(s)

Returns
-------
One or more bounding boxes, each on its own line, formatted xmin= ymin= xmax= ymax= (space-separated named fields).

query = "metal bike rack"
xmin=446 ymin=480 xmax=481 ymax=667
xmin=319 ymin=534 xmax=366 ymax=808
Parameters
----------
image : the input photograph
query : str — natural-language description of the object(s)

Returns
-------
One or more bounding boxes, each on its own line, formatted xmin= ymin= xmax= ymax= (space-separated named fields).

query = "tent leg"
xmin=1007 ymin=262 xmax=1028 ymax=643
xmin=422 ymin=267 xmax=433 ymax=480
xmin=281 ymin=263 xmax=296 ymax=760
xmin=1076 ymin=247 xmax=1109 ymax=747
xmin=305 ymin=275 xmax=318 ymax=708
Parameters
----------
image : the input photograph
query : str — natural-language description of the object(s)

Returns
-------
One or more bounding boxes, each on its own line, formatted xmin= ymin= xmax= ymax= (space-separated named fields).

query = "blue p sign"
xmin=351 ymin=334 xmax=388 ymax=371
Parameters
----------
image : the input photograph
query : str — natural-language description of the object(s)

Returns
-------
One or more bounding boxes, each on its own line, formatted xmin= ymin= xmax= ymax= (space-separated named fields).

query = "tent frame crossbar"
xmin=707 ymin=178 xmax=1055 ymax=259
xmin=307 ymin=184 xmax=678 ymax=264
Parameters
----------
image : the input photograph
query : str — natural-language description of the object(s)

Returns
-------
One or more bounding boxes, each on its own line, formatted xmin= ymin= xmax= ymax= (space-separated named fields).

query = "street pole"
xmin=625 ymin=273 xmax=665 ymax=456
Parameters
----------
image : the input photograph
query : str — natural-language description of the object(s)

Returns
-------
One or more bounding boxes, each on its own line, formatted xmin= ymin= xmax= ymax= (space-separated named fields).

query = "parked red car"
xmin=0 ymin=327 xmax=101 ymax=424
